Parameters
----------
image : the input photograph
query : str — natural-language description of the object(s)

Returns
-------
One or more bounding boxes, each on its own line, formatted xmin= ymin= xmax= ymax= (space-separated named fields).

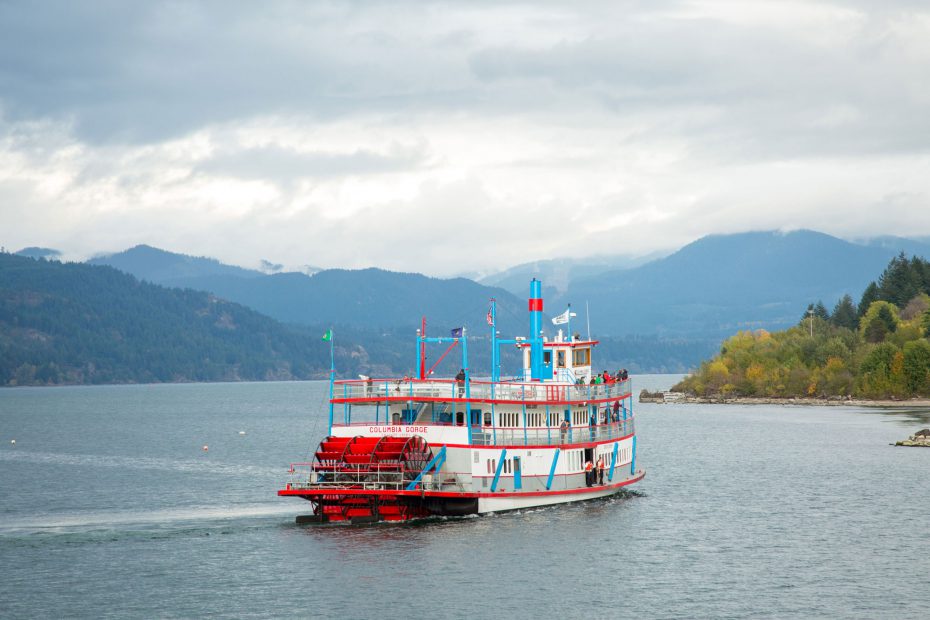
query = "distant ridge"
xmin=88 ymin=244 xmax=264 ymax=286
xmin=558 ymin=230 xmax=930 ymax=339
xmin=90 ymin=246 xmax=531 ymax=336
xmin=479 ymin=252 xmax=664 ymax=297
xmin=15 ymin=247 xmax=61 ymax=260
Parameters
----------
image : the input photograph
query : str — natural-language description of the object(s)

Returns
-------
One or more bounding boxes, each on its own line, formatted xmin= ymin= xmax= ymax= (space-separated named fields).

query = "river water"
xmin=1 ymin=376 xmax=928 ymax=619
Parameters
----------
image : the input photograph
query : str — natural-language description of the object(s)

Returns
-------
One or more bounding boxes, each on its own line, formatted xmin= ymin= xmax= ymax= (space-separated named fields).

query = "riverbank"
xmin=641 ymin=392 xmax=930 ymax=408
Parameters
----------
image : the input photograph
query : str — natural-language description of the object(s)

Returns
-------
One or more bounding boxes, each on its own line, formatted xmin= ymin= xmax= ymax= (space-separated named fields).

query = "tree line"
xmin=674 ymin=253 xmax=930 ymax=399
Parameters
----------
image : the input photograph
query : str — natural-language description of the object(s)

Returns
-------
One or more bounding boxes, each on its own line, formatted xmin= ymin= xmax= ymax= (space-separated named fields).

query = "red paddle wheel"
xmin=303 ymin=435 xmax=434 ymax=523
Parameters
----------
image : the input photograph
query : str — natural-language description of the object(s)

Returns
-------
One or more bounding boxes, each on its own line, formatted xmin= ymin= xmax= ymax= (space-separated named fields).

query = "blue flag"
xmin=450 ymin=327 xmax=463 ymax=338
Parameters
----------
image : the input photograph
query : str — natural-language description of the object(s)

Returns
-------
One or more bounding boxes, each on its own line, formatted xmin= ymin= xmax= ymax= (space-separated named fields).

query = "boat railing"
xmin=334 ymin=377 xmax=632 ymax=404
xmin=284 ymin=462 xmax=471 ymax=493
xmin=471 ymin=418 xmax=635 ymax=447
xmin=285 ymin=463 xmax=407 ymax=491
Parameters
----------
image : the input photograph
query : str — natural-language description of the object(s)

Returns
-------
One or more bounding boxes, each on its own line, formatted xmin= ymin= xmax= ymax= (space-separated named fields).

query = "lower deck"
xmin=281 ymin=432 xmax=642 ymax=522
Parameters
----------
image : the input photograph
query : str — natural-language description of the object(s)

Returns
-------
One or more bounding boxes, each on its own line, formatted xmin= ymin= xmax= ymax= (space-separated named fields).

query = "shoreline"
xmin=644 ymin=395 xmax=930 ymax=408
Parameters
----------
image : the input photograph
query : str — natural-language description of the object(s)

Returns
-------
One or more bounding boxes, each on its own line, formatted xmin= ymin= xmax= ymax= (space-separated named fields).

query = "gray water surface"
xmin=1 ymin=376 xmax=927 ymax=619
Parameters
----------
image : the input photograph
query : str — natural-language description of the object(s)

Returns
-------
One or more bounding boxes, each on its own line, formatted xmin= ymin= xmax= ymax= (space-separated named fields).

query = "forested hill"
xmin=90 ymin=245 xmax=528 ymax=336
xmin=0 ymin=253 xmax=341 ymax=386
xmin=673 ymin=254 xmax=930 ymax=399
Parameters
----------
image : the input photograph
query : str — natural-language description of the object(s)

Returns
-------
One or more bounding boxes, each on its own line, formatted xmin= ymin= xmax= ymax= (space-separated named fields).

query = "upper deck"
xmin=332 ymin=376 xmax=632 ymax=406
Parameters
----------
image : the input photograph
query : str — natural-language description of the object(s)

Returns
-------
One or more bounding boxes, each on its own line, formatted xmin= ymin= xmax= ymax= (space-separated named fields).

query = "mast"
xmin=419 ymin=316 xmax=427 ymax=379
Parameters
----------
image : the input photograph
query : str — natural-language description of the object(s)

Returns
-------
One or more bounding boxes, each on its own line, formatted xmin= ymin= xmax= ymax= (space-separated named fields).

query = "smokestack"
xmin=529 ymin=279 xmax=543 ymax=380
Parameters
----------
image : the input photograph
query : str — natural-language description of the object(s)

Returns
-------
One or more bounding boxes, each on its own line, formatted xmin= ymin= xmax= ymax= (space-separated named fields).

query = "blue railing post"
xmin=463 ymin=329 xmax=472 ymax=444
xmin=405 ymin=446 xmax=447 ymax=491
xmin=608 ymin=441 xmax=619 ymax=482
xmin=490 ymin=449 xmax=507 ymax=492
xmin=546 ymin=448 xmax=560 ymax=490
xmin=631 ymin=435 xmax=637 ymax=475
xmin=546 ymin=405 xmax=551 ymax=444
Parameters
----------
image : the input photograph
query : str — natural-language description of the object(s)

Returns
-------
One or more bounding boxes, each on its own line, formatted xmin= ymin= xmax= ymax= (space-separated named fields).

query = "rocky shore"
xmin=895 ymin=429 xmax=930 ymax=447
xmin=639 ymin=390 xmax=930 ymax=408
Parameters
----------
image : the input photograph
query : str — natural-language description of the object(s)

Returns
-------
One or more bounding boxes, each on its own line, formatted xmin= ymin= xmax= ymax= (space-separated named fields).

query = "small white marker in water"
xmin=202 ymin=445 xmax=209 ymax=451
xmin=238 ymin=431 xmax=246 ymax=436
xmin=10 ymin=439 xmax=14 ymax=445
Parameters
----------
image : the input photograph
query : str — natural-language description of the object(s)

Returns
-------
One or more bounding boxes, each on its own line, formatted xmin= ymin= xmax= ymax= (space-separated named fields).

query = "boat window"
xmin=556 ymin=350 xmax=566 ymax=368
xmin=572 ymin=348 xmax=590 ymax=366
xmin=543 ymin=351 xmax=552 ymax=365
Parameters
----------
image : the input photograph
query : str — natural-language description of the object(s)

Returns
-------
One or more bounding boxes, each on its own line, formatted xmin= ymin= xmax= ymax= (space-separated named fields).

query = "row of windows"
xmin=497 ymin=409 xmax=589 ymax=428
xmin=485 ymin=457 xmax=520 ymax=474
xmin=480 ymin=444 xmax=629 ymax=477
xmin=524 ymin=348 xmax=591 ymax=369
xmin=498 ymin=412 xmax=520 ymax=427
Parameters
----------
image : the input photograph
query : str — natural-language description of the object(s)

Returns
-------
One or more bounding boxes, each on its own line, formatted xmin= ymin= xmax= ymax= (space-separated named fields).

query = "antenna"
xmin=586 ymin=300 xmax=591 ymax=341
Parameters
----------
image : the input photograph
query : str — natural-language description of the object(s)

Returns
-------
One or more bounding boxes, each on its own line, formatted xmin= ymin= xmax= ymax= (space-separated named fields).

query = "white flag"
xmin=552 ymin=309 xmax=574 ymax=324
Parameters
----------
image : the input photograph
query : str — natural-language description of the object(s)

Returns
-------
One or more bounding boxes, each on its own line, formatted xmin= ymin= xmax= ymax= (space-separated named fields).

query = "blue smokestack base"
xmin=530 ymin=279 xmax=543 ymax=380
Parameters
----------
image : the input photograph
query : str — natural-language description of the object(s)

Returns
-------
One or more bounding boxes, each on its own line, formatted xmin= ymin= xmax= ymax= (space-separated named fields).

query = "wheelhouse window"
xmin=572 ymin=348 xmax=590 ymax=366
xmin=556 ymin=350 xmax=566 ymax=368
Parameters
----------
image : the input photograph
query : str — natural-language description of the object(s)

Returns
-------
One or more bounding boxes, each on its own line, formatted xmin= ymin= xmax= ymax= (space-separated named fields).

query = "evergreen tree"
xmin=830 ymin=294 xmax=858 ymax=330
xmin=813 ymin=300 xmax=829 ymax=320
xmin=859 ymin=282 xmax=880 ymax=317
xmin=878 ymin=253 xmax=921 ymax=307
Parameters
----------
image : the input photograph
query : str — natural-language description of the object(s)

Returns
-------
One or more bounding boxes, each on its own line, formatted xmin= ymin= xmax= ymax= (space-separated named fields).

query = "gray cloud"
xmin=1 ymin=1 xmax=930 ymax=275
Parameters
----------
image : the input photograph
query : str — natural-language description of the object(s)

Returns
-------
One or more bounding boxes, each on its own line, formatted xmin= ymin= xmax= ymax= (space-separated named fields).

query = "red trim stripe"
xmin=277 ymin=470 xmax=645 ymax=500
xmin=331 ymin=392 xmax=632 ymax=406
xmin=528 ymin=298 xmax=543 ymax=312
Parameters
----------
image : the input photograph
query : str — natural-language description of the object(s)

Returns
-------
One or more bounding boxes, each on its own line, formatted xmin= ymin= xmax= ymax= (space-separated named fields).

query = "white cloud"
xmin=1 ymin=1 xmax=930 ymax=274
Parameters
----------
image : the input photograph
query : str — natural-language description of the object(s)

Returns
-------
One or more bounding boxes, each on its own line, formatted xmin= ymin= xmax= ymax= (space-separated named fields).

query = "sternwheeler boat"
xmin=279 ymin=279 xmax=644 ymax=523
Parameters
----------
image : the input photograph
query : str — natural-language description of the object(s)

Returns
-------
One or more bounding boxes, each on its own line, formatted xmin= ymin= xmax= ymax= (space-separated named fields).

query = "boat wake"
xmin=0 ymin=503 xmax=302 ymax=541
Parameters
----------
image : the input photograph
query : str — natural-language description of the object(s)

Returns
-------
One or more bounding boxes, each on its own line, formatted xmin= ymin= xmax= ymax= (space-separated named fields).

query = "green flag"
xmin=322 ymin=329 xmax=332 ymax=341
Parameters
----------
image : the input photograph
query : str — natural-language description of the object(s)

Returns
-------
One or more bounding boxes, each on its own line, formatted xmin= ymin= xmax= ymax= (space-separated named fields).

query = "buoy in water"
xmin=202 ymin=445 xmax=209 ymax=451
xmin=10 ymin=439 xmax=15 ymax=445
xmin=238 ymin=431 xmax=246 ymax=436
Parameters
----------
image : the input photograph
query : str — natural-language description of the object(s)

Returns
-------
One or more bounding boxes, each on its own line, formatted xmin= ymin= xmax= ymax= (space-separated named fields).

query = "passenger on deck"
xmin=584 ymin=459 xmax=594 ymax=487
xmin=612 ymin=400 xmax=620 ymax=422
xmin=596 ymin=455 xmax=605 ymax=484
xmin=455 ymin=368 xmax=466 ymax=396
xmin=559 ymin=418 xmax=570 ymax=443
xmin=360 ymin=374 xmax=373 ymax=397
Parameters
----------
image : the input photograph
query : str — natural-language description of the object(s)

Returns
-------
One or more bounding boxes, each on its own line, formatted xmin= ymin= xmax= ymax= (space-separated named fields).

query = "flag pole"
xmin=586 ymin=301 xmax=591 ymax=341
xmin=490 ymin=299 xmax=498 ymax=382
xmin=327 ymin=328 xmax=335 ymax=434
xmin=568 ymin=304 xmax=572 ymax=342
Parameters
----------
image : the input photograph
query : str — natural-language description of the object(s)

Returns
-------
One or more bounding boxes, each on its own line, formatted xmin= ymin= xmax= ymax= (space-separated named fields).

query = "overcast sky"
xmin=1 ymin=1 xmax=929 ymax=276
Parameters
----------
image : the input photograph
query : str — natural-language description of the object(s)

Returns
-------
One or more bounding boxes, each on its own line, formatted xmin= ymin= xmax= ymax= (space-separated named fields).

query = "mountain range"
xmin=555 ymin=230 xmax=930 ymax=339
xmin=86 ymin=230 xmax=930 ymax=341
xmin=7 ymin=228 xmax=930 ymax=386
